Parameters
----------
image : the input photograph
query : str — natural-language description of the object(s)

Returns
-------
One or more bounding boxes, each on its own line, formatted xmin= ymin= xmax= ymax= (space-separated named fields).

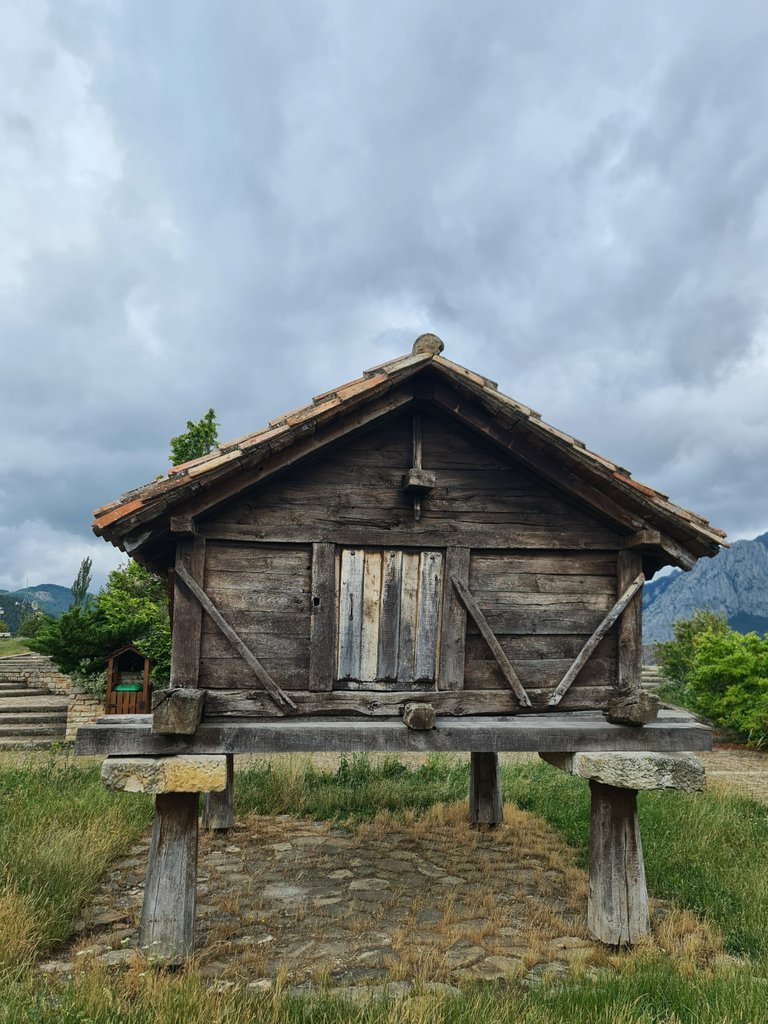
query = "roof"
xmin=93 ymin=334 xmax=726 ymax=568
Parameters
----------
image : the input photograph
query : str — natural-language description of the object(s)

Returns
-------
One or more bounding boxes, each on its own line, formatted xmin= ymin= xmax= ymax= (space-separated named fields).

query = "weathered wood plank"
xmin=139 ymin=792 xmax=198 ymax=960
xmin=205 ymin=543 xmax=311 ymax=573
xmin=397 ymin=552 xmax=420 ymax=684
xmin=202 ymin=754 xmax=234 ymax=831
xmin=470 ymin=552 xmax=617 ymax=578
xmin=438 ymin=547 xmax=469 ymax=691
xmin=465 ymin=658 xmax=615 ymax=690
xmin=469 ymin=752 xmax=503 ymax=827
xmin=452 ymin=577 xmax=532 ymax=707
xmin=309 ymin=542 xmax=336 ymax=692
xmin=415 ymin=551 xmax=443 ymax=680
xmin=199 ymin=657 xmax=308 ymax=690
xmin=587 ymin=781 xmax=650 ymax=946
xmin=75 ymin=709 xmax=714 ymax=756
xmin=547 ymin=574 xmax=645 ymax=706
xmin=616 ymin=551 xmax=643 ymax=695
xmin=464 ymin=632 xmax=616 ymax=663
xmin=176 ymin=563 xmax=296 ymax=712
xmin=170 ymin=538 xmax=206 ymax=689
xmin=337 ymin=549 xmax=364 ymax=680
xmin=377 ymin=550 xmax=402 ymax=681
xmin=360 ymin=551 xmax=383 ymax=682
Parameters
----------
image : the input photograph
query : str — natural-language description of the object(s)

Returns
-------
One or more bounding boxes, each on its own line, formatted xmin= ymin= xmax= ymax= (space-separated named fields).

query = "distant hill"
xmin=0 ymin=584 xmax=92 ymax=635
xmin=643 ymin=532 xmax=768 ymax=643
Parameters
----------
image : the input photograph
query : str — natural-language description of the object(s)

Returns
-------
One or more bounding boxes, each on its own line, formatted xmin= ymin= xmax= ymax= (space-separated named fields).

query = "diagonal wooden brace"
xmin=175 ymin=563 xmax=297 ymax=713
xmin=547 ymin=573 xmax=645 ymax=707
xmin=451 ymin=576 xmax=531 ymax=707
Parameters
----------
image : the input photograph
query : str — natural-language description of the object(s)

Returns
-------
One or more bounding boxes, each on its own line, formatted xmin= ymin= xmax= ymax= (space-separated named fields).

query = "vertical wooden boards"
xmin=337 ymin=548 xmax=365 ymax=680
xmin=377 ymin=550 xmax=402 ymax=681
xmin=415 ymin=551 xmax=443 ymax=680
xmin=360 ymin=551 xmax=384 ymax=680
xmin=202 ymin=754 xmax=234 ymax=831
xmin=170 ymin=538 xmax=206 ymax=689
xmin=140 ymin=792 xmax=199 ymax=960
xmin=335 ymin=548 xmax=443 ymax=686
xmin=309 ymin=543 xmax=336 ymax=691
xmin=469 ymin=752 xmax=503 ymax=827
xmin=438 ymin=547 xmax=469 ymax=690
xmin=588 ymin=781 xmax=650 ymax=946
xmin=397 ymin=551 xmax=420 ymax=683
xmin=617 ymin=550 xmax=643 ymax=695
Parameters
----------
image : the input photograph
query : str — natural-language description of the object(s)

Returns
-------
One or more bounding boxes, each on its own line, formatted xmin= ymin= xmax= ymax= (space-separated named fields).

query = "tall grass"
xmin=0 ymin=752 xmax=152 ymax=974
xmin=1 ymin=958 xmax=766 ymax=1024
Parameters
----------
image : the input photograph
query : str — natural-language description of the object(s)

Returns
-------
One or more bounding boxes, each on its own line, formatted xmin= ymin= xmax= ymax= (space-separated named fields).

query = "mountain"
xmin=0 ymin=584 xmax=88 ymax=635
xmin=643 ymin=533 xmax=768 ymax=643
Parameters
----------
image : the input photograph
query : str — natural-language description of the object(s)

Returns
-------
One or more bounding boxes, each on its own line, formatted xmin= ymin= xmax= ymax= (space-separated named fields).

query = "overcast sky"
xmin=2 ymin=0 xmax=767 ymax=592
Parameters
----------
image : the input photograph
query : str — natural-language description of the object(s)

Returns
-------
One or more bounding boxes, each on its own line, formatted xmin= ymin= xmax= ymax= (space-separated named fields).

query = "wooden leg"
xmin=202 ymin=753 xmax=234 ymax=831
xmin=140 ymin=792 xmax=198 ymax=960
xmin=588 ymin=781 xmax=650 ymax=946
xmin=469 ymin=751 xmax=503 ymax=827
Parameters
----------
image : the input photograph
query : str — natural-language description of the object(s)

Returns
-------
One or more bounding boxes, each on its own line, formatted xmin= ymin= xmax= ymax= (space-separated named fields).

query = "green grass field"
xmin=0 ymin=638 xmax=31 ymax=658
xmin=1 ymin=752 xmax=766 ymax=1023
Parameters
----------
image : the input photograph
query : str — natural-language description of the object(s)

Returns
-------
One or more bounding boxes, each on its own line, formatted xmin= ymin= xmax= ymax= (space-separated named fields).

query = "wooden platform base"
xmin=75 ymin=710 xmax=711 ymax=756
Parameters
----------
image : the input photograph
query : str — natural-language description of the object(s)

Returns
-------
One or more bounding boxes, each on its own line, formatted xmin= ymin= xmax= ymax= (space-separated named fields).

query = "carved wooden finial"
xmin=412 ymin=333 xmax=445 ymax=356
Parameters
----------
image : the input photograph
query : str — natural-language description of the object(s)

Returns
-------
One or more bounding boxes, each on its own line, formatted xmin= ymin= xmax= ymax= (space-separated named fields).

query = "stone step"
xmin=0 ymin=698 xmax=68 ymax=714
xmin=0 ymin=723 xmax=67 ymax=738
xmin=0 ymin=712 xmax=67 ymax=725
xmin=0 ymin=736 xmax=67 ymax=750
xmin=0 ymin=687 xmax=54 ymax=698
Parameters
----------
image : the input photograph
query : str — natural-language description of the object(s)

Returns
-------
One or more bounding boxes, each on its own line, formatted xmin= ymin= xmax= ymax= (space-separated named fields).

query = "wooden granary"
xmin=78 ymin=334 xmax=725 ymax=958
xmin=104 ymin=645 xmax=151 ymax=715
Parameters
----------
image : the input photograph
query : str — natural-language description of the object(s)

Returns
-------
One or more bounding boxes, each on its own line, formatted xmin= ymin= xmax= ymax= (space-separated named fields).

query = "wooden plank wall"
xmin=198 ymin=542 xmax=312 ymax=690
xmin=196 ymin=411 xmax=623 ymax=703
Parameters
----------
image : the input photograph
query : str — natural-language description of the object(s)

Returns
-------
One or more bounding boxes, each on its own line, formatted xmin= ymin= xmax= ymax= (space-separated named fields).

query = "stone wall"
xmin=66 ymin=693 xmax=104 ymax=742
xmin=0 ymin=653 xmax=74 ymax=695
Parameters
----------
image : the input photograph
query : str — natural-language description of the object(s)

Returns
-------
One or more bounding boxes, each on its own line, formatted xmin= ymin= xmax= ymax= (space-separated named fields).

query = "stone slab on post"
xmin=101 ymin=754 xmax=227 ymax=794
xmin=469 ymin=751 xmax=503 ymax=828
xmin=540 ymin=750 xmax=704 ymax=947
xmin=202 ymin=753 xmax=235 ymax=830
xmin=140 ymin=792 xmax=199 ymax=961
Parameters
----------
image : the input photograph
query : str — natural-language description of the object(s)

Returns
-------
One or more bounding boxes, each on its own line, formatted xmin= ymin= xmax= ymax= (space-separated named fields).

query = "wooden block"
xmin=588 ymin=781 xmax=650 ymax=946
xmin=202 ymin=753 xmax=234 ymax=830
xmin=101 ymin=755 xmax=227 ymax=794
xmin=540 ymin=751 xmax=704 ymax=792
xmin=402 ymin=702 xmax=437 ymax=730
xmin=140 ymin=792 xmax=199 ymax=960
xmin=469 ymin=752 xmax=503 ymax=828
xmin=152 ymin=688 xmax=206 ymax=735
xmin=402 ymin=468 xmax=436 ymax=493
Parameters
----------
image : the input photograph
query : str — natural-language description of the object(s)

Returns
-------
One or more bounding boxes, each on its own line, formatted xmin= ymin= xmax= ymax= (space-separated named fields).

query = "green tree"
xmin=169 ymin=408 xmax=219 ymax=466
xmin=0 ymin=621 xmax=9 ymax=634
xmin=17 ymin=606 xmax=51 ymax=639
xmin=30 ymin=561 xmax=171 ymax=691
xmin=70 ymin=556 xmax=93 ymax=610
xmin=654 ymin=608 xmax=728 ymax=687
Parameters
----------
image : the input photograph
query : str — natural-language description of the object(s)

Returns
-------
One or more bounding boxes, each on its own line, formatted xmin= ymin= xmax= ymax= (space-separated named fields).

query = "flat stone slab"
xmin=540 ymin=751 xmax=704 ymax=792
xmin=101 ymin=755 xmax=227 ymax=794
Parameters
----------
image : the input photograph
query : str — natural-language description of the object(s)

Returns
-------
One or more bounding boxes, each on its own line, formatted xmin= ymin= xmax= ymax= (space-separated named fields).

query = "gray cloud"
xmin=1 ymin=0 xmax=767 ymax=591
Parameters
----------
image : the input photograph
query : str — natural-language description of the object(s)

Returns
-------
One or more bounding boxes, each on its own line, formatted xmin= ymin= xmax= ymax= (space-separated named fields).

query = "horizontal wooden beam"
xmin=75 ymin=710 xmax=712 ymax=757
xmin=624 ymin=530 xmax=697 ymax=571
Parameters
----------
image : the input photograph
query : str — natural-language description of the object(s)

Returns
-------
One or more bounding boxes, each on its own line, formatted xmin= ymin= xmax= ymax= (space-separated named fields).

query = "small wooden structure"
xmin=78 ymin=334 xmax=725 ymax=959
xmin=103 ymin=645 xmax=150 ymax=715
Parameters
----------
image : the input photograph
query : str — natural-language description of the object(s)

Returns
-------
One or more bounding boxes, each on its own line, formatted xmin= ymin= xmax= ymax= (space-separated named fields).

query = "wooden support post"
xmin=140 ymin=792 xmax=199 ymax=960
xmin=469 ymin=752 xmax=503 ymax=828
xmin=588 ymin=780 xmax=650 ymax=946
xmin=202 ymin=753 xmax=234 ymax=830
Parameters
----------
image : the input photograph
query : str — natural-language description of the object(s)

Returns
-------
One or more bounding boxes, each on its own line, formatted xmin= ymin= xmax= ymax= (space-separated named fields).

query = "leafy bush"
xmin=655 ymin=611 xmax=768 ymax=746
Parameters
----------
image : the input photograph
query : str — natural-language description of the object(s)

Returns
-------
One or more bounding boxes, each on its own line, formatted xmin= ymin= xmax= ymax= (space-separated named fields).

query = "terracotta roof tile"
xmin=93 ymin=498 xmax=144 ymax=529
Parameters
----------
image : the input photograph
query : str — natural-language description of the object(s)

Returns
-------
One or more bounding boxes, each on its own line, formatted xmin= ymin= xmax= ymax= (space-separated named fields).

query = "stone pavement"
xmin=44 ymin=802 xmax=604 ymax=989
